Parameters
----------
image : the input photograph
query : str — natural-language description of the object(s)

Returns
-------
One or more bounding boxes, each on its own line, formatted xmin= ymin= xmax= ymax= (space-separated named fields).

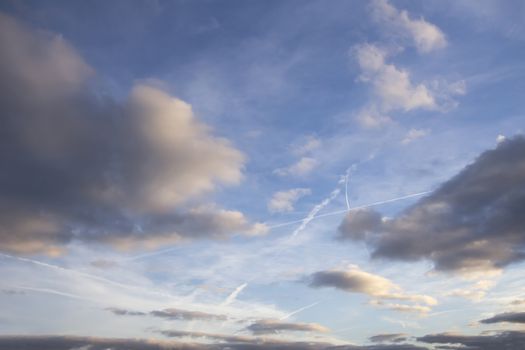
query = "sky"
xmin=0 ymin=0 xmax=524 ymax=349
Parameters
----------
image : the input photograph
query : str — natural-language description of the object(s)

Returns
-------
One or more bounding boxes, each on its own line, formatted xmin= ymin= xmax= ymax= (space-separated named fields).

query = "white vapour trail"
xmin=0 ymin=253 xmax=180 ymax=301
xmin=221 ymin=283 xmax=248 ymax=306
xmin=279 ymin=301 xmax=320 ymax=320
xmin=268 ymin=191 xmax=431 ymax=230
xmin=291 ymin=176 xmax=345 ymax=237
xmin=7 ymin=285 xmax=97 ymax=303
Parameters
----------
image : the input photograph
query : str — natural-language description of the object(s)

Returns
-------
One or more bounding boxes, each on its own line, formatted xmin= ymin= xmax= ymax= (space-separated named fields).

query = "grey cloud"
xmin=338 ymin=209 xmax=383 ymax=241
xmin=338 ymin=137 xmax=525 ymax=273
xmin=417 ymin=330 xmax=525 ymax=350
xmin=106 ymin=308 xmax=148 ymax=317
xmin=245 ymin=320 xmax=329 ymax=335
xmin=369 ymin=334 xmax=409 ymax=343
xmin=0 ymin=335 xmax=430 ymax=350
xmin=90 ymin=259 xmax=119 ymax=269
xmin=480 ymin=312 xmax=525 ymax=324
xmin=107 ymin=307 xmax=227 ymax=321
xmin=0 ymin=13 xmax=264 ymax=255
xmin=150 ymin=308 xmax=228 ymax=321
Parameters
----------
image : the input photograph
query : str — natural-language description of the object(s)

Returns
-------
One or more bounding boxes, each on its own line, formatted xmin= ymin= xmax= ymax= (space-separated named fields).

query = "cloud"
xmin=268 ymin=188 xmax=311 ymax=213
xmin=107 ymin=307 xmax=228 ymax=321
xmin=353 ymin=44 xmax=436 ymax=128
xmin=0 ymin=335 xmax=431 ymax=350
xmin=307 ymin=267 xmax=436 ymax=314
xmin=401 ymin=129 xmax=429 ymax=144
xmin=245 ymin=320 xmax=330 ymax=335
xmin=371 ymin=0 xmax=447 ymax=53
xmin=337 ymin=136 xmax=525 ymax=274
xmin=90 ymin=259 xmax=119 ymax=269
xmin=292 ymin=136 xmax=322 ymax=156
xmin=0 ymin=13 xmax=265 ymax=255
xmin=369 ymin=333 xmax=409 ymax=343
xmin=417 ymin=330 xmax=525 ymax=350
xmin=480 ymin=312 xmax=525 ymax=324
xmin=274 ymin=157 xmax=318 ymax=176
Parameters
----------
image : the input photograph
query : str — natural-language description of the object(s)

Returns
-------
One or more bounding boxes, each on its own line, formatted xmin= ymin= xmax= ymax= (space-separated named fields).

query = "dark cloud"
xmin=0 ymin=335 xmax=430 ymax=350
xmin=150 ymin=308 xmax=228 ymax=321
xmin=107 ymin=307 xmax=227 ymax=321
xmin=245 ymin=320 xmax=329 ymax=335
xmin=369 ymin=334 xmax=409 ymax=343
xmin=106 ymin=307 xmax=148 ymax=317
xmin=90 ymin=259 xmax=119 ymax=269
xmin=480 ymin=312 xmax=525 ymax=324
xmin=0 ymin=289 xmax=25 ymax=295
xmin=0 ymin=13 xmax=265 ymax=255
xmin=338 ymin=137 xmax=525 ymax=273
xmin=417 ymin=330 xmax=525 ymax=350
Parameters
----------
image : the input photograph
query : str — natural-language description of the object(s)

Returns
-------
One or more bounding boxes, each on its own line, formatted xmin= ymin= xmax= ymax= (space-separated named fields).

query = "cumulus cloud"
xmin=307 ymin=267 xmax=436 ymax=314
xmin=246 ymin=320 xmax=330 ymax=335
xmin=337 ymin=136 xmax=525 ymax=274
xmin=292 ymin=136 xmax=322 ymax=156
xmin=0 ymin=13 xmax=265 ymax=255
xmin=401 ymin=129 xmax=429 ymax=144
xmin=353 ymin=44 xmax=438 ymax=128
xmin=268 ymin=188 xmax=311 ymax=213
xmin=371 ymin=0 xmax=447 ymax=53
xmin=274 ymin=157 xmax=318 ymax=176
xmin=480 ymin=312 xmax=525 ymax=324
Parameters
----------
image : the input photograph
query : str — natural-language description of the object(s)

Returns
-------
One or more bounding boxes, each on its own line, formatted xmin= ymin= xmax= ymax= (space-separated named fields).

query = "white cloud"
xmin=353 ymin=44 xmax=436 ymax=128
xmin=308 ymin=266 xmax=437 ymax=314
xmin=268 ymin=188 xmax=311 ymax=213
xmin=292 ymin=136 xmax=322 ymax=156
xmin=402 ymin=128 xmax=429 ymax=144
xmin=372 ymin=0 xmax=447 ymax=53
xmin=274 ymin=157 xmax=318 ymax=177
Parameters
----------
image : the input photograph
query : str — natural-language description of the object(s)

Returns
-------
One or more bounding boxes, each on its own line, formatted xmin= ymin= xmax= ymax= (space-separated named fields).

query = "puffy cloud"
xmin=245 ymin=320 xmax=330 ymax=335
xmin=268 ymin=188 xmax=311 ymax=213
xmin=369 ymin=333 xmax=409 ymax=343
xmin=337 ymin=136 xmax=525 ymax=274
xmin=353 ymin=44 xmax=436 ymax=128
xmin=480 ymin=312 xmax=525 ymax=324
xmin=417 ymin=330 xmax=525 ymax=350
xmin=307 ymin=267 xmax=436 ymax=314
xmin=401 ymin=129 xmax=429 ymax=145
xmin=371 ymin=0 xmax=447 ymax=53
xmin=0 ymin=13 xmax=264 ymax=255
xmin=292 ymin=136 xmax=322 ymax=156
xmin=274 ymin=157 xmax=318 ymax=176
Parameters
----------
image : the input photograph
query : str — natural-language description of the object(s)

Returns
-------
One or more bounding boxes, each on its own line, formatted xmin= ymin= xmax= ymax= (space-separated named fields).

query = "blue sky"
xmin=0 ymin=1 xmax=524 ymax=349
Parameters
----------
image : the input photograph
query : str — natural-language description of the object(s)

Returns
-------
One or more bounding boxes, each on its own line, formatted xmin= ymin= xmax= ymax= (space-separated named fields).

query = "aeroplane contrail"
xmin=267 ymin=190 xmax=431 ymax=230
xmin=0 ymin=253 xmax=180 ymax=301
xmin=221 ymin=283 xmax=248 ymax=306
xmin=279 ymin=301 xmax=320 ymax=320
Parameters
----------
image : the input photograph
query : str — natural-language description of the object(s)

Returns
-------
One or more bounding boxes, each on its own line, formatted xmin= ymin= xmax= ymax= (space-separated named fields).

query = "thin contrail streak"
xmin=291 ymin=185 xmax=342 ymax=237
xmin=0 ymin=253 xmax=179 ymax=301
xmin=221 ymin=283 xmax=248 ymax=306
xmin=279 ymin=301 xmax=320 ymax=320
xmin=7 ymin=285 xmax=97 ymax=303
xmin=127 ymin=190 xmax=431 ymax=261
xmin=267 ymin=191 xmax=430 ymax=230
